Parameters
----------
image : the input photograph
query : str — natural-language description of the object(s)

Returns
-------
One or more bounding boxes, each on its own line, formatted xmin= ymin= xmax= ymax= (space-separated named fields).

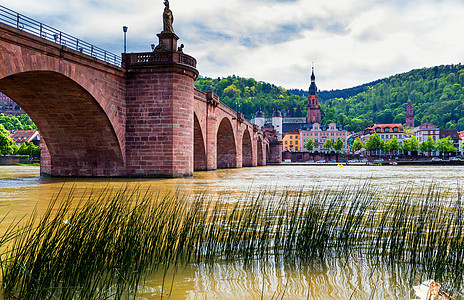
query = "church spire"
xmin=309 ymin=65 xmax=317 ymax=95
xmin=306 ymin=64 xmax=321 ymax=124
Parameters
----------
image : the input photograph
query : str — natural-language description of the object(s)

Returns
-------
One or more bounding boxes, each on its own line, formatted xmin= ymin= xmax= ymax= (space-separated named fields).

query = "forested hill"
xmin=194 ymin=64 xmax=464 ymax=132
xmin=288 ymin=79 xmax=383 ymax=101
xmin=194 ymin=75 xmax=307 ymax=120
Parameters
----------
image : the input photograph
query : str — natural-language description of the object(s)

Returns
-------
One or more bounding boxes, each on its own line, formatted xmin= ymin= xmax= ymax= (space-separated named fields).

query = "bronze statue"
xmin=162 ymin=0 xmax=174 ymax=34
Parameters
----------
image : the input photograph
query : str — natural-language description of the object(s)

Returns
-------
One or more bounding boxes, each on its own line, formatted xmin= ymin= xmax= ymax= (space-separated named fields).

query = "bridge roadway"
xmin=0 ymin=20 xmax=273 ymax=177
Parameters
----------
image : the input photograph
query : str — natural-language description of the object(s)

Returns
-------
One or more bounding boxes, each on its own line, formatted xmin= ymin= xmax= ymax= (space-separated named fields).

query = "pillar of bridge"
xmin=123 ymin=32 xmax=199 ymax=177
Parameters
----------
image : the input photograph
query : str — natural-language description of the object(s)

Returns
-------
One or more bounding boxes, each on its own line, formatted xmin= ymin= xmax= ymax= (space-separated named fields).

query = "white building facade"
xmin=356 ymin=124 xmax=405 ymax=144
xmin=300 ymin=122 xmax=350 ymax=151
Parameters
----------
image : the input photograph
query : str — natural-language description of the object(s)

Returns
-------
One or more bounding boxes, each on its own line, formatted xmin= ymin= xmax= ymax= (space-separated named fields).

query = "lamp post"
xmin=122 ymin=26 xmax=128 ymax=53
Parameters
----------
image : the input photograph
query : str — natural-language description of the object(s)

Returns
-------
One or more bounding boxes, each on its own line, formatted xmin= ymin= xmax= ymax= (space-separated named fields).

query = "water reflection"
xmin=141 ymin=256 xmax=426 ymax=299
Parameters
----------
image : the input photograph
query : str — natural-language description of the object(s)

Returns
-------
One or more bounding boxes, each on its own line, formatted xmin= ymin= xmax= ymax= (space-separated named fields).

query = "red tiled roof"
xmin=365 ymin=124 xmax=404 ymax=133
xmin=8 ymin=130 xmax=39 ymax=144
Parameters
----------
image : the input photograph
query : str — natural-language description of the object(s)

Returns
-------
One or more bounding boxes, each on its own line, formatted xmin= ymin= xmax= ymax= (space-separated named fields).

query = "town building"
xmin=306 ymin=67 xmax=321 ymax=124
xmin=262 ymin=122 xmax=283 ymax=163
xmin=415 ymin=122 xmax=440 ymax=143
xmin=0 ymin=92 xmax=25 ymax=116
xmin=357 ymin=124 xmax=405 ymax=144
xmin=9 ymin=130 xmax=40 ymax=147
xmin=414 ymin=122 xmax=440 ymax=156
xmin=301 ymin=122 xmax=349 ymax=151
xmin=459 ymin=131 xmax=464 ymax=155
xmin=405 ymin=100 xmax=414 ymax=128
xmin=283 ymin=129 xmax=301 ymax=152
xmin=254 ymin=107 xmax=283 ymax=140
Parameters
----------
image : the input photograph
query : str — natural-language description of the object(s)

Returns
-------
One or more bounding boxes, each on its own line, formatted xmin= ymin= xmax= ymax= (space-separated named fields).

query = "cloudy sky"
xmin=2 ymin=0 xmax=464 ymax=91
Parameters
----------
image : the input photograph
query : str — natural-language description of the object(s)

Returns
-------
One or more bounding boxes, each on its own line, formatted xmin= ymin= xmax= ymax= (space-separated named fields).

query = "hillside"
xmin=195 ymin=64 xmax=464 ymax=132
xmin=321 ymin=64 xmax=464 ymax=132
xmin=194 ymin=75 xmax=307 ymax=120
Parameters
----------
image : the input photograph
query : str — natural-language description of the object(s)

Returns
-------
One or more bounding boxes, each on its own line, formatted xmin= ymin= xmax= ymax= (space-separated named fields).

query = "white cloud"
xmin=1 ymin=0 xmax=464 ymax=90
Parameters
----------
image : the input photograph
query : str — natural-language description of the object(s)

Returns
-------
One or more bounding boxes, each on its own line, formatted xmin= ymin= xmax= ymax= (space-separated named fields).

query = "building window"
xmin=376 ymin=128 xmax=381 ymax=133
xmin=385 ymin=128 xmax=390 ymax=132
xmin=290 ymin=141 xmax=293 ymax=145
xmin=290 ymin=136 xmax=293 ymax=139
xmin=394 ymin=127 xmax=398 ymax=132
xmin=296 ymin=141 xmax=298 ymax=145
xmin=285 ymin=141 xmax=287 ymax=145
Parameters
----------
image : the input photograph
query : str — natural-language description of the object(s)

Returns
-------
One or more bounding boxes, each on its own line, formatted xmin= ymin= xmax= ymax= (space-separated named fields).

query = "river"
xmin=0 ymin=164 xmax=462 ymax=299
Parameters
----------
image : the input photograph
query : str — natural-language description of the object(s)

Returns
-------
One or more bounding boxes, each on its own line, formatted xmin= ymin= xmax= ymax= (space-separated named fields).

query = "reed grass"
xmin=0 ymin=182 xmax=463 ymax=299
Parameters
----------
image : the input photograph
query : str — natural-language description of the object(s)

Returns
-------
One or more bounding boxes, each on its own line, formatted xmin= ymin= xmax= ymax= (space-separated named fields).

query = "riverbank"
xmin=272 ymin=159 xmax=464 ymax=166
xmin=0 ymin=155 xmax=39 ymax=165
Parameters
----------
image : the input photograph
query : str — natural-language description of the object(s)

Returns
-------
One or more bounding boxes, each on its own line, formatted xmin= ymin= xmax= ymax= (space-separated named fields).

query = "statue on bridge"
xmin=162 ymin=0 xmax=174 ymax=34
xmin=155 ymin=0 xmax=179 ymax=52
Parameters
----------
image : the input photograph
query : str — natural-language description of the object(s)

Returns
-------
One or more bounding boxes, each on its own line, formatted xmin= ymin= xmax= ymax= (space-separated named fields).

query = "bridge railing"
xmin=123 ymin=51 xmax=197 ymax=69
xmin=0 ymin=5 xmax=122 ymax=67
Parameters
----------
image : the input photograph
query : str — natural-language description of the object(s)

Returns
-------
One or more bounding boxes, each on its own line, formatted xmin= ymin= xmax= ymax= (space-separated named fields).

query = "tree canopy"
xmin=0 ymin=124 xmax=17 ymax=155
xmin=0 ymin=114 xmax=37 ymax=131
xmin=304 ymin=138 xmax=314 ymax=151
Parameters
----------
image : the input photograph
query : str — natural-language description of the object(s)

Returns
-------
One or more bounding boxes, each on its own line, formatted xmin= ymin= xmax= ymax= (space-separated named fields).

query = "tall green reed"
xmin=1 ymin=182 xmax=463 ymax=299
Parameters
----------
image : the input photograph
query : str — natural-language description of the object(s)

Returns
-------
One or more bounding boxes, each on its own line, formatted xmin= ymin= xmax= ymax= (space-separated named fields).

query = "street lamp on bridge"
xmin=122 ymin=26 xmax=128 ymax=53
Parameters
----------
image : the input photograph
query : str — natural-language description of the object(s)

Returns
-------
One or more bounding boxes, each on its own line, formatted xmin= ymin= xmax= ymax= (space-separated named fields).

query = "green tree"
xmin=384 ymin=136 xmax=402 ymax=156
xmin=16 ymin=142 xmax=29 ymax=155
xmin=435 ymin=136 xmax=457 ymax=158
xmin=403 ymin=136 xmax=420 ymax=155
xmin=352 ymin=137 xmax=364 ymax=152
xmin=365 ymin=133 xmax=383 ymax=156
xmin=420 ymin=136 xmax=436 ymax=157
xmin=333 ymin=137 xmax=344 ymax=153
xmin=223 ymin=84 xmax=241 ymax=98
xmin=305 ymin=138 xmax=314 ymax=151
xmin=409 ymin=136 xmax=420 ymax=152
xmin=0 ymin=124 xmax=17 ymax=155
xmin=32 ymin=143 xmax=40 ymax=158
xmin=323 ymin=139 xmax=333 ymax=151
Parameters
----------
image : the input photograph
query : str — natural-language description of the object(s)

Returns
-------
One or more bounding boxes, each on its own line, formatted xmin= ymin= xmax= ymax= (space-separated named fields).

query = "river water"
xmin=0 ymin=164 xmax=462 ymax=299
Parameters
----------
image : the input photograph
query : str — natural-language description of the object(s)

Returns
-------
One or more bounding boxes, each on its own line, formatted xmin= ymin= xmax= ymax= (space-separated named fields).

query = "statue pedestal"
xmin=156 ymin=32 xmax=179 ymax=52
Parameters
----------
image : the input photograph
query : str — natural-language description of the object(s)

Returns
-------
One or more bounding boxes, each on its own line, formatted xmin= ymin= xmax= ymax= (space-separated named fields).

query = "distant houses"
xmin=0 ymin=92 xmax=25 ymax=116
xmin=9 ymin=130 xmax=40 ymax=147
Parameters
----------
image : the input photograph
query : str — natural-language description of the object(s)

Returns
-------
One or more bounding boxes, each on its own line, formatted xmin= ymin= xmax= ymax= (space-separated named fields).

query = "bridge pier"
xmin=123 ymin=33 xmax=199 ymax=177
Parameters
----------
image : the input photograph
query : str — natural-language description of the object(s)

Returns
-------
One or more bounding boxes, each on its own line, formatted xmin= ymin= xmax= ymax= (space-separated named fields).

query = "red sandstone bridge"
xmin=0 ymin=6 xmax=280 ymax=177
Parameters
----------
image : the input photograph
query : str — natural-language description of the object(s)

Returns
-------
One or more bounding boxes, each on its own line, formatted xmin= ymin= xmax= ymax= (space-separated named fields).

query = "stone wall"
xmin=125 ymin=66 xmax=197 ymax=177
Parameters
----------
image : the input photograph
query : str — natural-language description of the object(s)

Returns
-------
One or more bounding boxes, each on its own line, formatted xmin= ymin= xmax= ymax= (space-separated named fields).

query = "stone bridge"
xmin=0 ymin=17 xmax=270 ymax=177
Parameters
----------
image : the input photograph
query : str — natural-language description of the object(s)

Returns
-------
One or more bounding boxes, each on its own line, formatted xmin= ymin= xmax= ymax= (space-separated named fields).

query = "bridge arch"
xmin=0 ymin=71 xmax=124 ymax=176
xmin=193 ymin=113 xmax=207 ymax=171
xmin=242 ymin=129 xmax=253 ymax=167
xmin=217 ymin=117 xmax=237 ymax=169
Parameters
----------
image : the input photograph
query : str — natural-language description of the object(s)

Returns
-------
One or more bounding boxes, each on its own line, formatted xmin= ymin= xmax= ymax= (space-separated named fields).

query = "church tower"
xmin=306 ymin=67 xmax=321 ymax=124
xmin=406 ymin=100 xmax=414 ymax=127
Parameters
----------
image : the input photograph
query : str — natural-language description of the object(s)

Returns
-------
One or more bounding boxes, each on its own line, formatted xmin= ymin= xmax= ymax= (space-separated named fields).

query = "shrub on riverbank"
xmin=0 ymin=183 xmax=463 ymax=299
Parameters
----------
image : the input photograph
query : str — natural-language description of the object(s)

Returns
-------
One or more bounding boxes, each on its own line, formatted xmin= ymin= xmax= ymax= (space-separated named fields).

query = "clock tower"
xmin=306 ymin=67 xmax=321 ymax=124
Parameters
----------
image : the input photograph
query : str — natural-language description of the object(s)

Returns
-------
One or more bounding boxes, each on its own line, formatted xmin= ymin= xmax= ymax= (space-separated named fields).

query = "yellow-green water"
xmin=0 ymin=164 xmax=462 ymax=299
